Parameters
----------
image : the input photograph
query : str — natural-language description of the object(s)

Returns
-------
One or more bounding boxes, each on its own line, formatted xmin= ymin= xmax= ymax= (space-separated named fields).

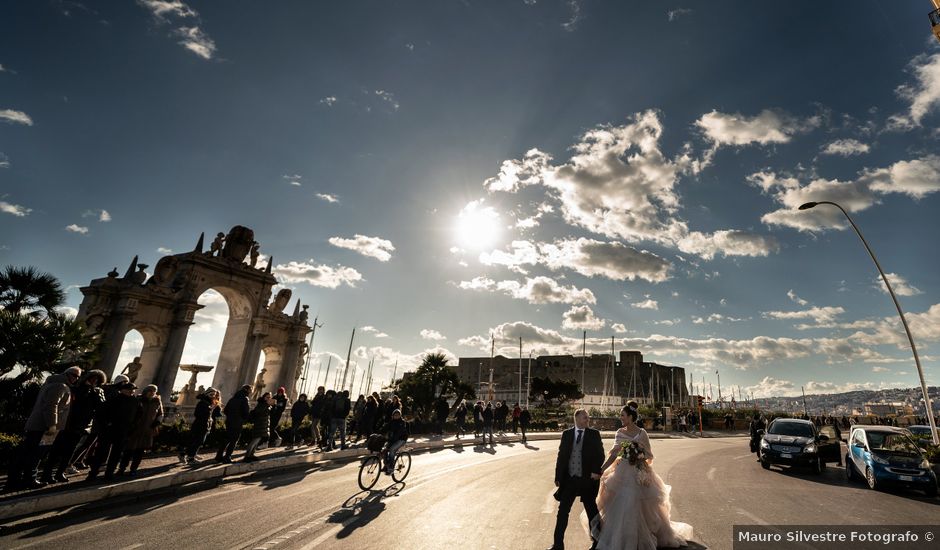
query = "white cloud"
xmin=756 ymin=153 xmax=940 ymax=232
xmin=0 ymin=201 xmax=31 ymax=217
xmin=0 ymin=153 xmax=8 ymax=168
xmin=328 ymin=234 xmax=396 ymax=262
xmin=82 ymin=209 xmax=111 ymax=222
xmin=157 ymin=247 xmax=173 ymax=255
xmin=787 ymin=289 xmax=809 ymax=306
xmin=316 ymin=193 xmax=339 ymax=204
xmin=861 ymin=155 xmax=940 ymax=199
xmin=871 ymin=366 xmax=890 ymax=373
xmin=667 ymin=8 xmax=692 ymax=21
xmin=691 ymin=313 xmax=746 ymax=324
xmin=696 ymin=109 xmax=817 ymax=147
xmin=319 ymin=96 xmax=337 ymax=107
xmin=746 ymin=376 xmax=796 ymax=398
xmin=138 ymin=0 xmax=197 ymax=19
xmin=874 ymin=273 xmax=923 ymax=297
xmin=540 ymin=238 xmax=673 ymax=283
xmin=176 ymin=26 xmax=216 ymax=59
xmin=283 ymin=174 xmax=302 ymax=186
xmin=632 ymin=298 xmax=659 ymax=310
xmin=420 ymin=329 xmax=446 ymax=341
xmin=361 ymin=326 xmax=390 ymax=338
xmin=821 ymin=138 xmax=870 ymax=156
xmin=274 ymin=260 xmax=363 ymax=289
xmin=611 ymin=323 xmax=627 ymax=333
xmin=762 ymin=305 xmax=845 ymax=325
xmin=99 ymin=209 xmax=111 ymax=222
xmin=137 ymin=1 xmax=217 ymax=60
xmin=562 ymin=305 xmax=606 ymax=331
xmin=677 ymin=229 xmax=779 ymax=260
xmin=887 ymin=52 xmax=940 ymax=130
xmin=0 ymin=109 xmax=33 ymax=126
xmin=65 ymin=224 xmax=89 ymax=235
xmin=479 ymin=240 xmax=541 ymax=268
xmin=458 ymin=275 xmax=596 ymax=305
xmin=481 ymin=110 xmax=777 ymax=261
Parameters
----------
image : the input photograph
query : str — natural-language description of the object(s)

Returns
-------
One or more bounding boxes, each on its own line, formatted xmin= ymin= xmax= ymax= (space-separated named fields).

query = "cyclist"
xmin=384 ymin=408 xmax=409 ymax=474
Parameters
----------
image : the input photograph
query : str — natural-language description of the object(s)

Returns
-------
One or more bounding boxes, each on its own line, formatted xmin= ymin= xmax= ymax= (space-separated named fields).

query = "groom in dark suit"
xmin=550 ymin=409 xmax=605 ymax=550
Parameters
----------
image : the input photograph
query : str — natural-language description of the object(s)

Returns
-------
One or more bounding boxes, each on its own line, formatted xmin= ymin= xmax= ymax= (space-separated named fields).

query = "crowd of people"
xmin=5 ymin=366 xmax=164 ymax=492
xmin=4 ymin=365 xmax=543 ymax=494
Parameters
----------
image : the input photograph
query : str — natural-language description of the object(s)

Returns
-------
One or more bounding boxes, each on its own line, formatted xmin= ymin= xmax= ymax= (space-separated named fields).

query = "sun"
xmin=455 ymin=200 xmax=502 ymax=250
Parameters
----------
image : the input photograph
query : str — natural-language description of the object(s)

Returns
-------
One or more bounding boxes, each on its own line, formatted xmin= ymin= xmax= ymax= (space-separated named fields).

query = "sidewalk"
xmin=0 ymin=428 xmax=747 ymax=525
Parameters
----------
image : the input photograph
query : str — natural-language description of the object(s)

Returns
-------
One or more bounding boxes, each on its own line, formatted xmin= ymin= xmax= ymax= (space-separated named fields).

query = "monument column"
xmin=95 ymin=311 xmax=134 ymax=379
xmin=154 ymin=303 xmax=199 ymax=401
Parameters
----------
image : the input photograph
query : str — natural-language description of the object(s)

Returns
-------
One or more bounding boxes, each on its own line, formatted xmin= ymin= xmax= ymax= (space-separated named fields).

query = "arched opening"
xmin=178 ymin=288 xmax=232 ymax=394
xmin=115 ymin=329 xmax=144 ymax=382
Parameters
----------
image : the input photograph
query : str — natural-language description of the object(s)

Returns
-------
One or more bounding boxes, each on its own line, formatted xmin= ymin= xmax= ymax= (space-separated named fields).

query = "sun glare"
xmin=456 ymin=200 xmax=502 ymax=250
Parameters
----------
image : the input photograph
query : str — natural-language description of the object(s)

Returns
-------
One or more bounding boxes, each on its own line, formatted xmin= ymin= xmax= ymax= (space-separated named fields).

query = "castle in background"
xmin=453 ymin=351 xmax=687 ymax=408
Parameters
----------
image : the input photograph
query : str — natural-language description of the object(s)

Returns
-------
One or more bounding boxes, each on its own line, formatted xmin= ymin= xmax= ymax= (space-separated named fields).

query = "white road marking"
xmin=706 ymin=466 xmax=716 ymax=481
xmin=119 ymin=544 xmax=144 ymax=550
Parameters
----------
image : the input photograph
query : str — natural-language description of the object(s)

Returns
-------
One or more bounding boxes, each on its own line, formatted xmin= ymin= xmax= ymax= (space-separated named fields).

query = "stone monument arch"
xmin=77 ymin=226 xmax=311 ymax=402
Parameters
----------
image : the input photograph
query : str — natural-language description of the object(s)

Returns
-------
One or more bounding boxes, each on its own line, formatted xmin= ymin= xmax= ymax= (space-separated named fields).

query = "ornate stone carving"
xmin=148 ymin=256 xmax=179 ymax=289
xmin=122 ymin=356 xmax=143 ymax=383
xmin=209 ymin=232 xmax=225 ymax=256
xmin=249 ymin=241 xmax=260 ymax=268
xmin=251 ymin=368 xmax=267 ymax=401
xmin=267 ymin=288 xmax=292 ymax=314
xmin=221 ymin=226 xmax=255 ymax=262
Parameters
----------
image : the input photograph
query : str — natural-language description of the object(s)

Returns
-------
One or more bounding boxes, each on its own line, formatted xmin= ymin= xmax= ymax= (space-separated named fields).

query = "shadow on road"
xmin=764 ymin=463 xmax=939 ymax=505
xmin=329 ymin=482 xmax=406 ymax=539
xmin=473 ymin=445 xmax=497 ymax=455
xmin=524 ymin=442 xmax=540 ymax=451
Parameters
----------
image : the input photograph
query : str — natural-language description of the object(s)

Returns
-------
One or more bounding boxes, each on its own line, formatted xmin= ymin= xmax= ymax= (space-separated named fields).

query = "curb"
xmin=0 ymin=430 xmax=740 ymax=524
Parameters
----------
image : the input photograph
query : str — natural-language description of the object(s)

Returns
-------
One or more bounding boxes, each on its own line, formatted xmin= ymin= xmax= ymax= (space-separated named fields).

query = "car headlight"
xmin=803 ymin=444 xmax=816 ymax=454
xmin=760 ymin=439 xmax=769 ymax=448
xmin=871 ymin=454 xmax=890 ymax=465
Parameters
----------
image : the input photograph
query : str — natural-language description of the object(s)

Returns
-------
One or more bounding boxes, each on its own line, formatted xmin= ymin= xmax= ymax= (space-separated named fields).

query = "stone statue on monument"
xmin=210 ymin=232 xmax=225 ymax=256
xmin=251 ymin=368 xmax=267 ymax=401
xmin=249 ymin=241 xmax=260 ymax=268
xmin=122 ymin=356 xmax=143 ymax=383
xmin=267 ymin=288 xmax=292 ymax=314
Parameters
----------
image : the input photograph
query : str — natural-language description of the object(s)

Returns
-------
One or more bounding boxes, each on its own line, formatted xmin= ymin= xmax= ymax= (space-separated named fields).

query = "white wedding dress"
xmin=582 ymin=428 xmax=694 ymax=549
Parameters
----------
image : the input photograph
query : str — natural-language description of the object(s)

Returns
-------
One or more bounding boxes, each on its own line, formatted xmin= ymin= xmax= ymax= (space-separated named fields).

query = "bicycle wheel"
xmin=358 ymin=455 xmax=381 ymax=490
xmin=391 ymin=451 xmax=411 ymax=482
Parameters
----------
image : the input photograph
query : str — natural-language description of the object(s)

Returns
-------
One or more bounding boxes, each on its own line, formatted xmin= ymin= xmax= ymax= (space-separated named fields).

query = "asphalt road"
xmin=2 ymin=437 xmax=937 ymax=550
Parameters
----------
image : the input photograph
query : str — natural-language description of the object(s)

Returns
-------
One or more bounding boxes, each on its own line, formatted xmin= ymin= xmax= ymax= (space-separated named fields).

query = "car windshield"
xmin=768 ymin=422 xmax=814 ymax=437
xmin=866 ymin=432 xmax=920 ymax=455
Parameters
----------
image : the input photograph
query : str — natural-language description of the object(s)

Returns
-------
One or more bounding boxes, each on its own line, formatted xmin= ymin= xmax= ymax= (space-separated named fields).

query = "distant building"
xmin=864 ymin=402 xmax=914 ymax=416
xmin=453 ymin=351 xmax=687 ymax=407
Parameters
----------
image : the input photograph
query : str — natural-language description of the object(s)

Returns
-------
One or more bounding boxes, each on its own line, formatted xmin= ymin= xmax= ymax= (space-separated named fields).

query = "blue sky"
xmin=2 ymin=1 xmax=940 ymax=398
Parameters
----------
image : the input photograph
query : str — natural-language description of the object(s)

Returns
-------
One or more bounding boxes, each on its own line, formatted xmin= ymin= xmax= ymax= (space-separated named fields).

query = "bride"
xmin=583 ymin=404 xmax=693 ymax=549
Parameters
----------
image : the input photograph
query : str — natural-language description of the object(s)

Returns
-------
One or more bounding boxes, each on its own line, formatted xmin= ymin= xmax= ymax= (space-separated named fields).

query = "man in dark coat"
xmin=215 ymin=384 xmax=251 ymax=463
xmin=550 ymin=409 xmax=604 ymax=550
xmin=748 ymin=414 xmax=766 ymax=459
xmin=287 ymin=393 xmax=310 ymax=449
xmin=328 ymin=389 xmax=351 ymax=451
xmin=519 ymin=406 xmax=532 ymax=443
xmin=41 ymin=369 xmax=106 ymax=484
xmin=180 ymin=388 xmax=220 ymax=464
xmin=5 ymin=366 xmax=81 ymax=491
xmin=308 ymin=386 xmax=326 ymax=448
xmin=320 ymin=389 xmax=336 ymax=450
xmin=269 ymin=386 xmax=289 ymax=446
xmin=473 ymin=401 xmax=483 ymax=438
xmin=87 ymin=382 xmax=142 ymax=481
xmin=434 ymin=397 xmax=450 ymax=436
xmin=481 ymin=402 xmax=495 ymax=445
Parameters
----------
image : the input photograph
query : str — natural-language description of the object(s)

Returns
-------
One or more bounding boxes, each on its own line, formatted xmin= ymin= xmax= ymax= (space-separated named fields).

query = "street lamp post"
xmin=799 ymin=200 xmax=939 ymax=445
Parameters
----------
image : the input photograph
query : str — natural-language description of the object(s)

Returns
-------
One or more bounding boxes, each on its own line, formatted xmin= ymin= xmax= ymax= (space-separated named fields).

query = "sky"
xmin=2 ymin=1 xmax=940 ymax=399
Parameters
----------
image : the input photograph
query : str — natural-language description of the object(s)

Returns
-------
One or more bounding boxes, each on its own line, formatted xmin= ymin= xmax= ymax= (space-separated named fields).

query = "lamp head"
xmin=798 ymin=202 xmax=818 ymax=210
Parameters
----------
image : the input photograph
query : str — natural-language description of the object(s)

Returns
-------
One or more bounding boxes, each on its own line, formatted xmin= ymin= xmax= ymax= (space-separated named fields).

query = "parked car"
xmin=845 ymin=426 xmax=937 ymax=497
xmin=907 ymin=425 xmax=935 ymax=439
xmin=758 ymin=418 xmax=841 ymax=474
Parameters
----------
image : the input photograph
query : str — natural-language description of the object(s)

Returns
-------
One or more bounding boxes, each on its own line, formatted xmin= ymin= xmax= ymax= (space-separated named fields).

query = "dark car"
xmin=758 ymin=418 xmax=841 ymax=474
xmin=846 ymin=426 xmax=937 ymax=497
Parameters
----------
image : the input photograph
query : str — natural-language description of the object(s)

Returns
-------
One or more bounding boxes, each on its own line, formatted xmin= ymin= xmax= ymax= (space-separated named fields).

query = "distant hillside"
xmin=748 ymin=386 xmax=940 ymax=415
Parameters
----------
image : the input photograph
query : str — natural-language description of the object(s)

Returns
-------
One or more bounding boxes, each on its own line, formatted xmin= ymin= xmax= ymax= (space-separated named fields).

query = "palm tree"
xmin=0 ymin=265 xmax=66 ymax=315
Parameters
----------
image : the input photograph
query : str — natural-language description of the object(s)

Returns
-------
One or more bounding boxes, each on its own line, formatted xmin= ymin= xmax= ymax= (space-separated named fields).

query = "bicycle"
xmin=358 ymin=442 xmax=411 ymax=490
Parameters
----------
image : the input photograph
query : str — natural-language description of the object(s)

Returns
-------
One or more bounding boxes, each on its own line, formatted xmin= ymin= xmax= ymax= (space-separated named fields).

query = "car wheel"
xmin=812 ymin=457 xmax=823 ymax=475
xmin=845 ymin=456 xmax=856 ymax=481
xmin=865 ymin=466 xmax=879 ymax=490
xmin=760 ymin=458 xmax=770 ymax=470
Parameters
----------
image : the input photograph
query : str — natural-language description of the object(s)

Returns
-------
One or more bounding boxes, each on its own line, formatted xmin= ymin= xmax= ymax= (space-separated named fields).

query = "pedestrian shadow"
xmin=523 ymin=442 xmax=540 ymax=451
xmin=255 ymin=467 xmax=314 ymax=490
xmin=328 ymin=482 xmax=405 ymax=539
xmin=473 ymin=445 xmax=497 ymax=455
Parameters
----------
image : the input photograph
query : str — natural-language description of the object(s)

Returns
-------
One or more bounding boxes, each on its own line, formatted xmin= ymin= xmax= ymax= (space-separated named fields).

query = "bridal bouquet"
xmin=619 ymin=440 xmax=651 ymax=486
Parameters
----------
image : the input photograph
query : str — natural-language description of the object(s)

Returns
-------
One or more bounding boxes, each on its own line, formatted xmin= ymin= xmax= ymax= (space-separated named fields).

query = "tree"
xmin=394 ymin=352 xmax=474 ymax=419
xmin=0 ymin=266 xmax=98 ymax=382
xmin=0 ymin=266 xmax=65 ymax=316
xmin=529 ymin=376 xmax=584 ymax=407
